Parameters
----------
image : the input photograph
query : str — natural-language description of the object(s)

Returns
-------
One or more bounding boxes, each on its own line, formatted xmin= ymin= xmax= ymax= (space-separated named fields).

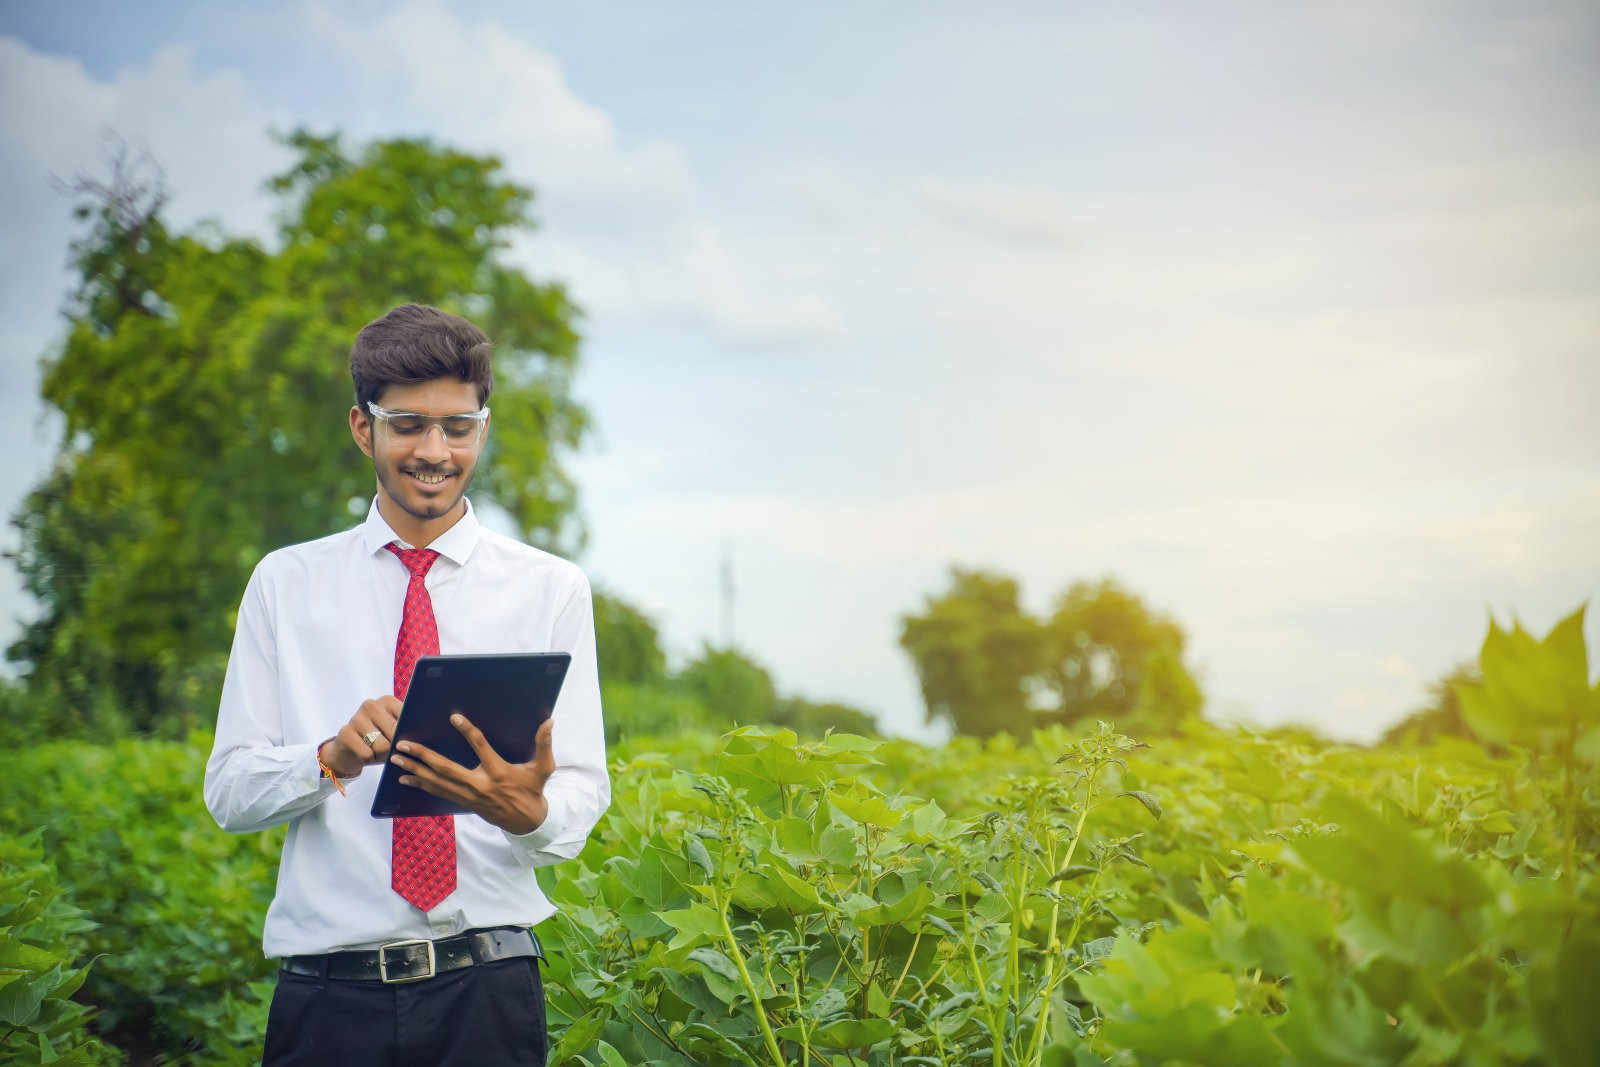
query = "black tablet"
xmin=370 ymin=652 xmax=571 ymax=819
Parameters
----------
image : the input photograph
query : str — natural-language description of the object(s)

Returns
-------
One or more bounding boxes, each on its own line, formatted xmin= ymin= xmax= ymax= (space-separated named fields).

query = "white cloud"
xmin=0 ymin=37 xmax=290 ymax=239
xmin=303 ymin=0 xmax=838 ymax=345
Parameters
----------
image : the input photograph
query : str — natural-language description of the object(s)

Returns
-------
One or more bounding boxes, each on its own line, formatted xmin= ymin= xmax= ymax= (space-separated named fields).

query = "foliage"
xmin=1453 ymin=603 xmax=1599 ymax=903
xmin=1379 ymin=662 xmax=1481 ymax=746
xmin=6 ymin=608 xmax=1596 ymax=1065
xmin=0 ymin=736 xmax=281 ymax=1064
xmin=540 ymin=704 xmax=1597 ymax=1066
xmin=594 ymin=589 xmax=669 ymax=687
xmin=771 ymin=697 xmax=879 ymax=738
xmin=601 ymin=682 xmax=726 ymax=746
xmin=0 ymin=834 xmax=115 ymax=1066
xmin=899 ymin=569 xmax=1044 ymax=739
xmin=8 ymin=130 xmax=586 ymax=739
xmin=539 ymin=722 xmax=1158 ymax=1067
xmin=1039 ymin=579 xmax=1195 ymax=729
xmin=673 ymin=645 xmax=879 ymax=738
xmin=900 ymin=569 xmax=1201 ymax=738
xmin=675 ymin=646 xmax=780 ymax=724
xmin=1453 ymin=604 xmax=1599 ymax=761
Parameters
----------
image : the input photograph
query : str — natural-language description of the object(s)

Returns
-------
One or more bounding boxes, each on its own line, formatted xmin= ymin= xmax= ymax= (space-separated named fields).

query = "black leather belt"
xmin=280 ymin=927 xmax=543 ymax=984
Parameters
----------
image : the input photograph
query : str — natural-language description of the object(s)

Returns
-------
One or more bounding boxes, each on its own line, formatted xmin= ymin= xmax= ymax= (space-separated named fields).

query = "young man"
xmin=204 ymin=303 xmax=608 ymax=1066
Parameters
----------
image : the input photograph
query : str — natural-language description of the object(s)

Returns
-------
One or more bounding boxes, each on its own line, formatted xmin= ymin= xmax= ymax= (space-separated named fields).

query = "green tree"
xmin=676 ymin=645 xmax=778 ymax=726
xmin=8 ymin=131 xmax=585 ymax=737
xmin=1038 ymin=577 xmax=1200 ymax=728
xmin=898 ymin=568 xmax=1044 ymax=738
xmin=899 ymin=569 xmax=1201 ymax=738
xmin=1379 ymin=662 xmax=1481 ymax=746
xmin=770 ymin=696 xmax=878 ymax=737
xmin=1127 ymin=642 xmax=1204 ymax=733
xmin=592 ymin=589 xmax=668 ymax=687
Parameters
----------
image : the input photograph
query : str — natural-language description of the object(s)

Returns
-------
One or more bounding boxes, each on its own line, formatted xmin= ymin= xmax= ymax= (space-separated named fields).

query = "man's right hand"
xmin=319 ymin=695 xmax=403 ymax=779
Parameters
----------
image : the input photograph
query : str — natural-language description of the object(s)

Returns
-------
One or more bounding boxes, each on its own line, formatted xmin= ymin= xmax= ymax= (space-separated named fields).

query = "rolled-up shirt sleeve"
xmin=504 ymin=571 xmax=610 ymax=864
xmin=204 ymin=565 xmax=338 ymax=832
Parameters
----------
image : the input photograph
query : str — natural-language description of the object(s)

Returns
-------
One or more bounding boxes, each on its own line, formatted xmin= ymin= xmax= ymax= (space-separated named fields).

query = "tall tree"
xmin=899 ymin=568 xmax=1202 ymax=738
xmin=1038 ymin=578 xmax=1199 ymax=728
xmin=898 ymin=568 xmax=1045 ymax=738
xmin=592 ymin=589 xmax=668 ymax=687
xmin=673 ymin=644 xmax=877 ymax=737
xmin=1379 ymin=662 xmax=1481 ymax=746
xmin=9 ymin=131 xmax=586 ymax=736
xmin=676 ymin=646 xmax=779 ymax=725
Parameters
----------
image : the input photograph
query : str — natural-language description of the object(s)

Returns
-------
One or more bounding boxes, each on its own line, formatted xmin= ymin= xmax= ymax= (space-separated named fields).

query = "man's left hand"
xmin=389 ymin=715 xmax=557 ymax=835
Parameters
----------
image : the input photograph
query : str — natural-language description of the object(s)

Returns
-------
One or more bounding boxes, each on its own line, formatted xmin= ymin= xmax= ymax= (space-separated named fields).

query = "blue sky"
xmin=3 ymin=1 xmax=1597 ymax=741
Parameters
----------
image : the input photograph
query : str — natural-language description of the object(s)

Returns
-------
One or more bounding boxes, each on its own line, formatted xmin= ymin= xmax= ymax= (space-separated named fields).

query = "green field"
xmin=5 ymin=692 xmax=1596 ymax=1065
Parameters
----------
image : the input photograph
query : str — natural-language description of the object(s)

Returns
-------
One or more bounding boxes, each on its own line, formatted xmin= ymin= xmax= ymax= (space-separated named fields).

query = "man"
xmin=204 ymin=303 xmax=608 ymax=1066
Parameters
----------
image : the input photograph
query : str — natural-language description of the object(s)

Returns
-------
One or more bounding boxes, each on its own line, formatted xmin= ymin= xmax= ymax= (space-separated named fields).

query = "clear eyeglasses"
xmin=367 ymin=402 xmax=490 ymax=446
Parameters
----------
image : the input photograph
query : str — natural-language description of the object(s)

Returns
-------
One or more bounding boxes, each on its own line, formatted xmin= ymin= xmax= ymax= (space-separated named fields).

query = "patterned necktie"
xmin=385 ymin=543 xmax=457 ymax=912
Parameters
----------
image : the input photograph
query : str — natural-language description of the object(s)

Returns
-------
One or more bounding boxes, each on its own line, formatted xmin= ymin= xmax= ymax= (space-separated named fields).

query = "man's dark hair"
xmin=350 ymin=303 xmax=494 ymax=410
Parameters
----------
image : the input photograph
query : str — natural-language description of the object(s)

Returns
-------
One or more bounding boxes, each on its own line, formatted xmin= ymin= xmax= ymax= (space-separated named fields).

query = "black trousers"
xmin=263 ymin=956 xmax=547 ymax=1066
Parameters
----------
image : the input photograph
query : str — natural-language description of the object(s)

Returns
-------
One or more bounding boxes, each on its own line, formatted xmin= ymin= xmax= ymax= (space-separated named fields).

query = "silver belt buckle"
xmin=378 ymin=939 xmax=436 ymax=984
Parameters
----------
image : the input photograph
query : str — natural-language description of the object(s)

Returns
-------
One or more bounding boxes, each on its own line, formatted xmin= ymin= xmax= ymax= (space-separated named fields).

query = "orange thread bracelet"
xmin=316 ymin=742 xmax=348 ymax=796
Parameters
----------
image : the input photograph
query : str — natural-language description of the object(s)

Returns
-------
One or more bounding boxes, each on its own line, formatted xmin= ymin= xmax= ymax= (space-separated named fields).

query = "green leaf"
xmin=687 ymin=947 xmax=746 ymax=1005
xmin=926 ymin=991 xmax=976 ymax=1020
xmin=1529 ymin=914 xmax=1600 ymax=1065
xmin=1118 ymin=790 xmax=1163 ymax=820
xmin=659 ymin=903 xmax=723 ymax=951
xmin=768 ymin=865 xmax=827 ymax=914
xmin=1291 ymin=793 xmax=1491 ymax=913
xmin=849 ymin=885 xmax=933 ymax=928
xmin=729 ymin=871 xmax=780 ymax=912
xmin=548 ymin=1007 xmax=607 ymax=1066
xmin=774 ymin=815 xmax=819 ymax=861
xmin=809 ymin=1017 xmax=896 ymax=1049
xmin=0 ymin=962 xmax=62 ymax=1027
xmin=685 ymin=837 xmax=714 ymax=878
xmin=830 ymin=789 xmax=901 ymax=828
xmin=818 ymin=823 xmax=857 ymax=867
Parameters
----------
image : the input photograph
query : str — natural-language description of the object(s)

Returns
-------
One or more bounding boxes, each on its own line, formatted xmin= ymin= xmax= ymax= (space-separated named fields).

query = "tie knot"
xmin=386 ymin=543 xmax=440 ymax=578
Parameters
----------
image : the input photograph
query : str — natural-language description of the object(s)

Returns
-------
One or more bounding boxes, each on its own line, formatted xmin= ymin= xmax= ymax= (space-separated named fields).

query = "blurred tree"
xmin=1379 ymin=662 xmax=1481 ymax=746
xmin=7 ymin=131 xmax=586 ymax=736
xmin=1039 ymin=578 xmax=1200 ymax=729
xmin=770 ymin=696 xmax=878 ymax=737
xmin=592 ymin=589 xmax=667 ymax=687
xmin=676 ymin=646 xmax=778 ymax=725
xmin=899 ymin=569 xmax=1202 ymax=738
xmin=1126 ymin=643 xmax=1205 ymax=733
xmin=599 ymin=683 xmax=724 ymax=745
xmin=898 ymin=568 xmax=1045 ymax=738
xmin=670 ymin=644 xmax=878 ymax=738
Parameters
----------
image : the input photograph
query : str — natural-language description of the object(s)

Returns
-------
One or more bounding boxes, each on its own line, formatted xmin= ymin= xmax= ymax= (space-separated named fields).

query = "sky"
xmin=1 ymin=0 xmax=1596 ymax=743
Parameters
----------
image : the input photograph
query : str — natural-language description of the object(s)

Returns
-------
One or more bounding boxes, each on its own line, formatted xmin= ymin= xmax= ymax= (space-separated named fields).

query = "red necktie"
xmin=386 ymin=543 xmax=457 ymax=911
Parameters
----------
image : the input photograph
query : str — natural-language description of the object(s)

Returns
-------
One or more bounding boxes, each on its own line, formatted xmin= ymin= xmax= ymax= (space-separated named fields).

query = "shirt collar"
xmin=360 ymin=497 xmax=480 ymax=566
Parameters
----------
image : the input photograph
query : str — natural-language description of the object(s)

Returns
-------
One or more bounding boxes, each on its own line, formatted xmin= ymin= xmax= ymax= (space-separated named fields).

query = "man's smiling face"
xmin=352 ymin=377 xmax=487 ymax=528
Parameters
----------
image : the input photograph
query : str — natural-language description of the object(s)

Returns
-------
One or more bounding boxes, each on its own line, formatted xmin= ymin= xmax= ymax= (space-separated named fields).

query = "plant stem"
xmin=1026 ymin=770 xmax=1096 ymax=1066
xmin=956 ymin=851 xmax=1006 ymax=1067
xmin=887 ymin=925 xmax=924 ymax=1002
xmin=718 ymin=896 xmax=786 ymax=1067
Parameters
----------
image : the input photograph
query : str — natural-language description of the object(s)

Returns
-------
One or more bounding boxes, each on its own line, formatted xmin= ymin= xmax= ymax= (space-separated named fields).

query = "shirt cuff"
xmin=503 ymin=791 xmax=572 ymax=855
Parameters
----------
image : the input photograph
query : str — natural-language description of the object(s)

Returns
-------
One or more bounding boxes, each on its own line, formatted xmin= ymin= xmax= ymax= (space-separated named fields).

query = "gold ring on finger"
xmin=362 ymin=729 xmax=383 ymax=747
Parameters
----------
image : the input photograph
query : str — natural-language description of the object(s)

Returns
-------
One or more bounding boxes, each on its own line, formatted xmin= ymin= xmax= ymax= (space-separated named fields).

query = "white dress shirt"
xmin=204 ymin=499 xmax=609 ymax=958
